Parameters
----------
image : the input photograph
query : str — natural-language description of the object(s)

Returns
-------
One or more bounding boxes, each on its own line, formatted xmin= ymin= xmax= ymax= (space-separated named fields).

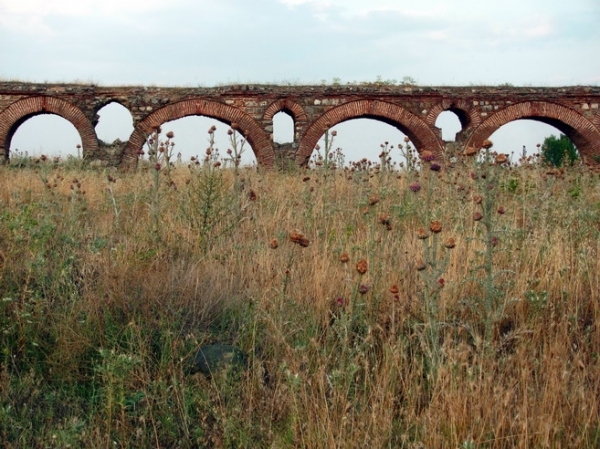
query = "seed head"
xmin=289 ymin=230 xmax=310 ymax=247
xmin=270 ymin=239 xmax=279 ymax=249
xmin=356 ymin=259 xmax=368 ymax=274
xmin=166 ymin=131 xmax=175 ymax=139
xmin=390 ymin=284 xmax=399 ymax=294
xmin=464 ymin=146 xmax=479 ymax=157
xmin=474 ymin=211 xmax=483 ymax=221
xmin=482 ymin=139 xmax=494 ymax=149
xmin=369 ymin=194 xmax=380 ymax=206
xmin=430 ymin=220 xmax=442 ymax=234
xmin=444 ymin=237 xmax=456 ymax=249
xmin=417 ymin=228 xmax=429 ymax=239
xmin=340 ymin=252 xmax=350 ymax=263
xmin=495 ymin=153 xmax=508 ymax=164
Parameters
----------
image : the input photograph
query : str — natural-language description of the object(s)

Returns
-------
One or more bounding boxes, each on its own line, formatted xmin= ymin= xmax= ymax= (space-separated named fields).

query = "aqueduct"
xmin=1 ymin=81 xmax=599 ymax=168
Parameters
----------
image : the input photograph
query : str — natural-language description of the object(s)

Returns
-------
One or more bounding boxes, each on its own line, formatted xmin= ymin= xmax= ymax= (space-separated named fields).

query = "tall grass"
xmin=0 ymin=146 xmax=599 ymax=448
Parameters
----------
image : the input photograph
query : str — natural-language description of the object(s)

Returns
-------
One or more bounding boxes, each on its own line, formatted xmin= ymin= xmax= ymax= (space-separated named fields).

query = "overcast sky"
xmin=2 ymin=0 xmax=599 ymax=164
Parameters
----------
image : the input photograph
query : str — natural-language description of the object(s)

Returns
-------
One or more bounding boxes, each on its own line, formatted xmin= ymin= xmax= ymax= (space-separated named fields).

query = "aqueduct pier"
xmin=1 ymin=82 xmax=599 ymax=169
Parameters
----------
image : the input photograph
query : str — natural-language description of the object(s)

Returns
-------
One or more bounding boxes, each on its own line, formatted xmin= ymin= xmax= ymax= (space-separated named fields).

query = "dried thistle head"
xmin=444 ymin=237 xmax=456 ymax=249
xmin=430 ymin=220 xmax=442 ymax=234
xmin=495 ymin=153 xmax=508 ymax=164
xmin=464 ymin=146 xmax=479 ymax=157
xmin=356 ymin=259 xmax=368 ymax=274
xmin=417 ymin=228 xmax=429 ymax=239
xmin=289 ymin=231 xmax=310 ymax=247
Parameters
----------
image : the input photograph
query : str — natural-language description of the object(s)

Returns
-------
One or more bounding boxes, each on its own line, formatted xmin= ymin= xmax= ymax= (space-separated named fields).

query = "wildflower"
xmin=335 ymin=297 xmax=347 ymax=307
xmin=289 ymin=230 xmax=310 ymax=247
xmin=409 ymin=181 xmax=421 ymax=192
xmin=154 ymin=163 xmax=161 ymax=171
xmin=420 ymin=150 xmax=435 ymax=162
xmin=482 ymin=139 xmax=493 ymax=149
xmin=270 ymin=239 xmax=279 ymax=249
xmin=473 ymin=194 xmax=483 ymax=204
xmin=331 ymin=130 xmax=337 ymax=136
xmin=356 ymin=259 xmax=368 ymax=274
xmin=474 ymin=211 xmax=483 ymax=221
xmin=404 ymin=136 xmax=410 ymax=143
xmin=166 ymin=131 xmax=175 ymax=139
xmin=390 ymin=284 xmax=399 ymax=294
xmin=491 ymin=236 xmax=499 ymax=247
xmin=358 ymin=284 xmax=370 ymax=294
xmin=437 ymin=278 xmax=445 ymax=288
xmin=430 ymin=162 xmax=441 ymax=171
xmin=444 ymin=237 xmax=456 ymax=249
xmin=302 ymin=176 xmax=311 ymax=182
xmin=416 ymin=259 xmax=427 ymax=271
xmin=213 ymin=161 xmax=221 ymax=168
xmin=497 ymin=206 xmax=506 ymax=215
xmin=340 ymin=252 xmax=350 ymax=263
xmin=430 ymin=220 xmax=442 ymax=234
xmin=248 ymin=189 xmax=257 ymax=201
xmin=369 ymin=194 xmax=380 ymax=206
xmin=227 ymin=129 xmax=234 ymax=136
xmin=417 ymin=228 xmax=429 ymax=239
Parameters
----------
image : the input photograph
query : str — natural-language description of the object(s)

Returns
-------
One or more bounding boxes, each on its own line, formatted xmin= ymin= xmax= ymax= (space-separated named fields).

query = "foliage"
xmin=541 ymin=133 xmax=579 ymax=167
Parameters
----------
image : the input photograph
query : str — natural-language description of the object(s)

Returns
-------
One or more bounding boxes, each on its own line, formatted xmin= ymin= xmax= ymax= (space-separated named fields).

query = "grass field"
xmin=1 ymin=143 xmax=599 ymax=448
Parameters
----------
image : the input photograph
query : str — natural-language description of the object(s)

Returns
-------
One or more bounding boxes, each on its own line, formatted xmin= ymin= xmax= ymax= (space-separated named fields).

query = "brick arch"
xmin=124 ymin=99 xmax=275 ymax=168
xmin=425 ymin=99 xmax=480 ymax=130
xmin=593 ymin=111 xmax=600 ymax=130
xmin=263 ymin=99 xmax=308 ymax=122
xmin=0 ymin=96 xmax=98 ymax=161
xmin=296 ymin=100 xmax=443 ymax=165
xmin=466 ymin=101 xmax=600 ymax=160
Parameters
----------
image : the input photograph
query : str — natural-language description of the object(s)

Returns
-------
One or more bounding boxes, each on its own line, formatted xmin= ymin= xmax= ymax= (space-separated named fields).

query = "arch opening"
xmin=311 ymin=118 xmax=415 ymax=169
xmin=297 ymin=100 xmax=442 ymax=166
xmin=273 ymin=111 xmax=294 ymax=144
xmin=9 ymin=114 xmax=82 ymax=161
xmin=95 ymin=102 xmax=134 ymax=145
xmin=435 ymin=110 xmax=463 ymax=142
xmin=140 ymin=116 xmax=257 ymax=167
xmin=487 ymin=119 xmax=579 ymax=163
xmin=125 ymin=99 xmax=274 ymax=169
xmin=466 ymin=101 xmax=600 ymax=163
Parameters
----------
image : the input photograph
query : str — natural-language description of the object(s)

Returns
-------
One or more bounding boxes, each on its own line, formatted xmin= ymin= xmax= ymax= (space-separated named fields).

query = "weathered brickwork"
xmin=1 ymin=82 xmax=599 ymax=168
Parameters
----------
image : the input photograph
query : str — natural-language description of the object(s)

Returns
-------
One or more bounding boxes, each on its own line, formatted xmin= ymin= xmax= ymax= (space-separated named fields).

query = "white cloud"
xmin=0 ymin=0 xmax=172 ymax=16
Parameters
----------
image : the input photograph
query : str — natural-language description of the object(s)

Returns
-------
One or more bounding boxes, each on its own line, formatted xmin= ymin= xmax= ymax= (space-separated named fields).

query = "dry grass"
xmin=0 ymin=156 xmax=599 ymax=448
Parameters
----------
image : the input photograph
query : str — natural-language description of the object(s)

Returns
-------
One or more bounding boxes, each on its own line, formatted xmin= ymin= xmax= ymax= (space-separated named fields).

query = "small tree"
xmin=541 ymin=134 xmax=578 ymax=167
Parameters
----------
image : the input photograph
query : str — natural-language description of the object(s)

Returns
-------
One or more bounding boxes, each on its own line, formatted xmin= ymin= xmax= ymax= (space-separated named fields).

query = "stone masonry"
xmin=1 ymin=82 xmax=599 ymax=169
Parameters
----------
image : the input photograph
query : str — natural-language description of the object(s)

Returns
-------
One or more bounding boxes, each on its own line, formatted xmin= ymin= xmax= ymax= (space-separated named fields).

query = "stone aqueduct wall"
xmin=0 ymin=82 xmax=599 ymax=169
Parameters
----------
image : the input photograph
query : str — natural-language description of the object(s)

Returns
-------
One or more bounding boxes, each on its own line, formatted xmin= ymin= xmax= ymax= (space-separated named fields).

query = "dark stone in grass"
xmin=188 ymin=344 xmax=247 ymax=377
